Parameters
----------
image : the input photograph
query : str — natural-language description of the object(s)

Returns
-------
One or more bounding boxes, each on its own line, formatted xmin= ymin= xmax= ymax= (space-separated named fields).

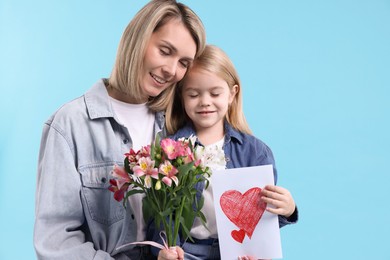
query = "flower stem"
xmin=173 ymin=196 xmax=186 ymax=245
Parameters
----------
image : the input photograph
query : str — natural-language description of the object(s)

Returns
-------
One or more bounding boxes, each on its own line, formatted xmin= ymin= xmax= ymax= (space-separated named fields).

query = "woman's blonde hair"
xmin=109 ymin=0 xmax=206 ymax=111
xmin=165 ymin=45 xmax=252 ymax=135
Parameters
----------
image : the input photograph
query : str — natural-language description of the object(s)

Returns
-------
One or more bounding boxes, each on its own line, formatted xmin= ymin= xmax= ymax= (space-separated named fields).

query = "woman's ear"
xmin=229 ymin=84 xmax=239 ymax=104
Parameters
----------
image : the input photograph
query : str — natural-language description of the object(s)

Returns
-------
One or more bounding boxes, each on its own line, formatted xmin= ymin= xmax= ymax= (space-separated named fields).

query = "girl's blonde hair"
xmin=109 ymin=0 xmax=206 ymax=111
xmin=166 ymin=45 xmax=252 ymax=135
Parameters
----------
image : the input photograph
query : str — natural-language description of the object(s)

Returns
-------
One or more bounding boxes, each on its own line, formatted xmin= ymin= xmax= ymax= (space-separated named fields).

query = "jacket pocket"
xmin=79 ymin=164 xmax=125 ymax=226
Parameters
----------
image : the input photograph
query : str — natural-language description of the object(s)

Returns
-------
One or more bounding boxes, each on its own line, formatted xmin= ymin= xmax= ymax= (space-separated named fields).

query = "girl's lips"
xmin=197 ymin=111 xmax=214 ymax=114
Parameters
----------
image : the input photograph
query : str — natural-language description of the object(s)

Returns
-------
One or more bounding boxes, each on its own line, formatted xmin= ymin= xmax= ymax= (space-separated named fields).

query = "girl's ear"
xmin=229 ymin=84 xmax=239 ymax=104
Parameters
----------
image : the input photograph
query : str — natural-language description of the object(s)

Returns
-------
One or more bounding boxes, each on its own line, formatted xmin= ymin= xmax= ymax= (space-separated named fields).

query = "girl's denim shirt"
xmin=171 ymin=122 xmax=298 ymax=229
xmin=34 ymin=79 xmax=165 ymax=259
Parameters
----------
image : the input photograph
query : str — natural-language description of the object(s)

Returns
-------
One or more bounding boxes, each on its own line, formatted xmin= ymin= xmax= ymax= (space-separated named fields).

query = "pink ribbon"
xmin=116 ymin=231 xmax=170 ymax=251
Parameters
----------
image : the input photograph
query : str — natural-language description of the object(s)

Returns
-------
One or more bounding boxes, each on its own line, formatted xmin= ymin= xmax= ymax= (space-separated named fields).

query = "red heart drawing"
xmin=220 ymin=187 xmax=266 ymax=243
xmin=231 ymin=229 xmax=245 ymax=243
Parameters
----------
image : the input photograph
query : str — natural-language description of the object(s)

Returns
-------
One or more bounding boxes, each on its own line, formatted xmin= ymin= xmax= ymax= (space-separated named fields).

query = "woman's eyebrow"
xmin=161 ymin=40 xmax=194 ymax=61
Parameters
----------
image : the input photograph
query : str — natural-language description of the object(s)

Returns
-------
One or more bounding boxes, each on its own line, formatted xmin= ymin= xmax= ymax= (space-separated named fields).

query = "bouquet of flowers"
xmin=109 ymin=135 xmax=224 ymax=247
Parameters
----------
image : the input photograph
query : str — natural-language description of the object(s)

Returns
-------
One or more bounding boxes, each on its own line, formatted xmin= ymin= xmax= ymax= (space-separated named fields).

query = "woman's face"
xmin=141 ymin=19 xmax=197 ymax=99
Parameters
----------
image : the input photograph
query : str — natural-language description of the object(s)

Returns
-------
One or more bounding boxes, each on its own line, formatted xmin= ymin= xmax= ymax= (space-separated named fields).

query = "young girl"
xmin=164 ymin=45 xmax=298 ymax=259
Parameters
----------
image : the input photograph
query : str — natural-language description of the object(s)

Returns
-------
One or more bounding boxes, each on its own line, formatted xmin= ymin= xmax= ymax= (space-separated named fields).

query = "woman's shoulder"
xmin=46 ymin=79 xmax=109 ymax=127
xmin=46 ymin=95 xmax=87 ymax=126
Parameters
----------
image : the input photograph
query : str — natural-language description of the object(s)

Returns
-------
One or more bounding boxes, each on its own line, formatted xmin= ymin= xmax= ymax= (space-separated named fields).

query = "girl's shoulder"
xmin=227 ymin=125 xmax=273 ymax=153
xmin=169 ymin=124 xmax=196 ymax=140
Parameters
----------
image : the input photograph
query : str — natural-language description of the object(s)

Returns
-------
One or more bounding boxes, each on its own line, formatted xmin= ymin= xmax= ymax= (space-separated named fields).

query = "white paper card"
xmin=212 ymin=165 xmax=282 ymax=259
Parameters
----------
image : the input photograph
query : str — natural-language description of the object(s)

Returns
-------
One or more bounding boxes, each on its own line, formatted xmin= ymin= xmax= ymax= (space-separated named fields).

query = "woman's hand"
xmin=157 ymin=246 xmax=184 ymax=260
xmin=261 ymin=185 xmax=296 ymax=217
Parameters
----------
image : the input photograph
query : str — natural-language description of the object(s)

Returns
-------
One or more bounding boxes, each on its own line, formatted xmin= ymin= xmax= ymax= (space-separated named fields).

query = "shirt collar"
xmin=172 ymin=120 xmax=244 ymax=145
xmin=224 ymin=121 xmax=244 ymax=145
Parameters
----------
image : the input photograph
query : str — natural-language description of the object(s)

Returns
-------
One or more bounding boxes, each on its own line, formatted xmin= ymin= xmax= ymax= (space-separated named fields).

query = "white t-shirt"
xmin=190 ymin=137 xmax=225 ymax=240
xmin=110 ymin=97 xmax=155 ymax=241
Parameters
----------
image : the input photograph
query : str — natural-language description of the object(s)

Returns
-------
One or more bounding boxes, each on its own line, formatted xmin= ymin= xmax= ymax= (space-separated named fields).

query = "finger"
xmin=261 ymin=195 xmax=284 ymax=207
xmin=264 ymin=185 xmax=289 ymax=195
xmin=265 ymin=205 xmax=283 ymax=215
xmin=175 ymin=246 xmax=184 ymax=259
xmin=261 ymin=189 xmax=286 ymax=202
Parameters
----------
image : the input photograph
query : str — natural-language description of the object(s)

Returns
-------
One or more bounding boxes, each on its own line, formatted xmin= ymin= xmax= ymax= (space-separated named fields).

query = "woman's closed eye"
xmin=179 ymin=59 xmax=190 ymax=68
xmin=160 ymin=47 xmax=171 ymax=56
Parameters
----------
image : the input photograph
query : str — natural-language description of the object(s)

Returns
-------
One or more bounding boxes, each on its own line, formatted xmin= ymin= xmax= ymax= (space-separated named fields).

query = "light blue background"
xmin=1 ymin=0 xmax=389 ymax=259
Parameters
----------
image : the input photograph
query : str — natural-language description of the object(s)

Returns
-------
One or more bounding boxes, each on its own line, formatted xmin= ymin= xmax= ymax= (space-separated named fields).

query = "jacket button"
xmin=123 ymin=139 xmax=129 ymax=144
xmin=101 ymin=177 xmax=107 ymax=183
xmin=131 ymin=214 xmax=135 ymax=220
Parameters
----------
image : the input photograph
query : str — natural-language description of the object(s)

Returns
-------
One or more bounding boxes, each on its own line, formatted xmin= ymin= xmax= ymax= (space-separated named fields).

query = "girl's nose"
xmin=200 ymin=97 xmax=210 ymax=107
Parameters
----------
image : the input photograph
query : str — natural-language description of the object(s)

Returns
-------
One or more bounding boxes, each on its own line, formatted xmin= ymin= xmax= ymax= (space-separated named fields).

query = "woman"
xmin=34 ymin=1 xmax=206 ymax=259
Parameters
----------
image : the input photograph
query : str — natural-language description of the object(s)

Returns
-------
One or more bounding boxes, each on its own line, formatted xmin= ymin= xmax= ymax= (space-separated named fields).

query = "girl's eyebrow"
xmin=184 ymin=86 xmax=224 ymax=92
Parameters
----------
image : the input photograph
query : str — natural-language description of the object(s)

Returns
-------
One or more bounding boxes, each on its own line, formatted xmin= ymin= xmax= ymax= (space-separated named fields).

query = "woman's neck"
xmin=107 ymin=85 xmax=147 ymax=104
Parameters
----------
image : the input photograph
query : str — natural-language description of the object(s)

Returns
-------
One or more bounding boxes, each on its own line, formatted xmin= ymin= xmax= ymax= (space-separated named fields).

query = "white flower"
xmin=195 ymin=143 xmax=226 ymax=173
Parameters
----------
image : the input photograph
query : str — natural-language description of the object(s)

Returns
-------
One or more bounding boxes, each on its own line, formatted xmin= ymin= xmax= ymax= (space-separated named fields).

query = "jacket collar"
xmin=173 ymin=120 xmax=244 ymax=145
xmin=84 ymin=79 xmax=115 ymax=120
xmin=84 ymin=79 xmax=165 ymax=129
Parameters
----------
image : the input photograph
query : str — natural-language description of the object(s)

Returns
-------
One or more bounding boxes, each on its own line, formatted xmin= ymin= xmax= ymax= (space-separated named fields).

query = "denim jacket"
xmin=171 ymin=122 xmax=298 ymax=228
xmin=34 ymin=79 xmax=165 ymax=260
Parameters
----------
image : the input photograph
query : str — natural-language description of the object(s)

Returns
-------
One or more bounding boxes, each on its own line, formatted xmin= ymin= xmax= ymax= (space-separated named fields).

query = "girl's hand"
xmin=238 ymin=256 xmax=256 ymax=260
xmin=158 ymin=246 xmax=184 ymax=260
xmin=261 ymin=185 xmax=295 ymax=217
xmin=238 ymin=256 xmax=270 ymax=260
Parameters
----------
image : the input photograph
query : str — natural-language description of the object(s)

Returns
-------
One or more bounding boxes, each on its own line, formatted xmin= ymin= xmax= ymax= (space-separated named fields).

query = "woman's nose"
xmin=162 ymin=59 xmax=177 ymax=78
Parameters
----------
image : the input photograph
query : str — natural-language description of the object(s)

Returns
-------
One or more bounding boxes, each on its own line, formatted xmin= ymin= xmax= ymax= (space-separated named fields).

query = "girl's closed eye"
xmin=185 ymin=90 xmax=199 ymax=98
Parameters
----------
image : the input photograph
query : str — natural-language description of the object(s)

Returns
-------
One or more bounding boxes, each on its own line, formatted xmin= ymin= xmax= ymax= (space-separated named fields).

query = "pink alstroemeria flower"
xmin=139 ymin=145 xmax=151 ymax=158
xmin=125 ymin=149 xmax=139 ymax=169
xmin=161 ymin=138 xmax=182 ymax=160
xmin=112 ymin=164 xmax=132 ymax=189
xmin=181 ymin=146 xmax=195 ymax=164
xmin=159 ymin=160 xmax=179 ymax=187
xmin=109 ymin=179 xmax=130 ymax=202
xmin=133 ymin=157 xmax=158 ymax=188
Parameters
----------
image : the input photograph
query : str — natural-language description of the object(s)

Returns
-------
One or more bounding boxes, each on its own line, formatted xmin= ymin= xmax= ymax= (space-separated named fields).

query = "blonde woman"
xmin=34 ymin=1 xmax=206 ymax=259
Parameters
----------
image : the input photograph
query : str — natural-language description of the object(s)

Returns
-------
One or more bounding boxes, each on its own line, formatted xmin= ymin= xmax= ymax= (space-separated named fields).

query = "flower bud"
xmin=155 ymin=180 xmax=161 ymax=190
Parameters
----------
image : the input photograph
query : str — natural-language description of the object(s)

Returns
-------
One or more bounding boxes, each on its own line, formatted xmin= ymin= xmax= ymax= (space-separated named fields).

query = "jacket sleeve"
xmin=34 ymin=122 xmax=114 ymax=260
xmin=278 ymin=206 xmax=299 ymax=228
xmin=255 ymin=140 xmax=299 ymax=228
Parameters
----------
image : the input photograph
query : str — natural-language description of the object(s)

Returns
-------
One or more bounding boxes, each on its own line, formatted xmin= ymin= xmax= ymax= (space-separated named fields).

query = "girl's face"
xmin=182 ymin=67 xmax=237 ymax=135
xmin=141 ymin=19 xmax=197 ymax=100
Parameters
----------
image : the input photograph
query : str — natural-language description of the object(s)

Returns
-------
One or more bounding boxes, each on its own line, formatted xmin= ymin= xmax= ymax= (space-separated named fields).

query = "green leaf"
xmin=124 ymin=158 xmax=131 ymax=173
xmin=179 ymin=214 xmax=195 ymax=242
xmin=177 ymin=162 xmax=195 ymax=176
xmin=125 ymin=189 xmax=144 ymax=197
xmin=159 ymin=207 xmax=174 ymax=218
